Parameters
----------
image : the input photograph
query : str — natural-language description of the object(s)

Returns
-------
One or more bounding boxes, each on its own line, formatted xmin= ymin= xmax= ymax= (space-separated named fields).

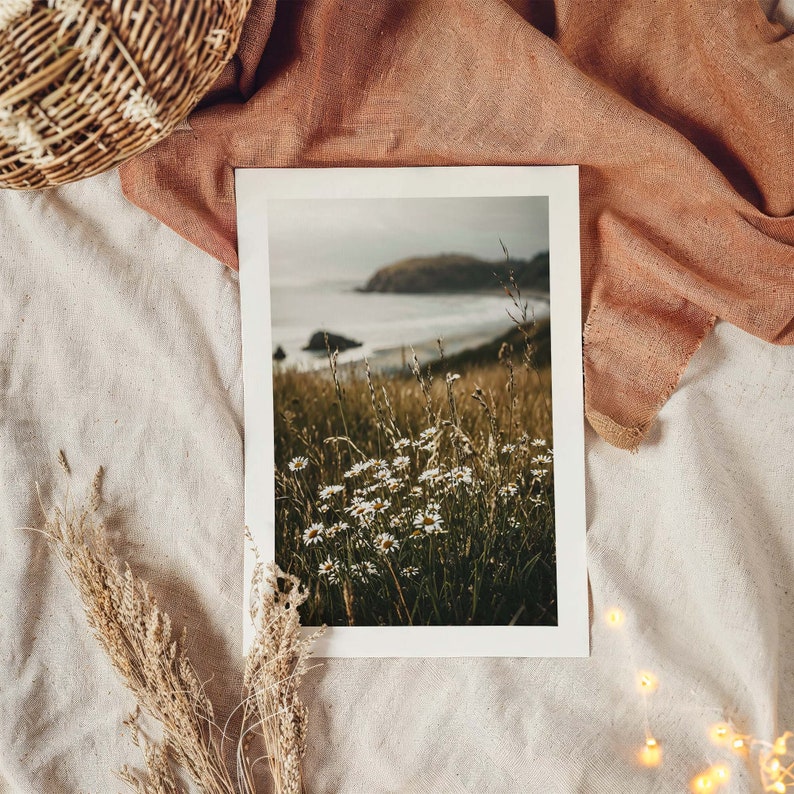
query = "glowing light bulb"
xmin=605 ymin=608 xmax=625 ymax=628
xmin=774 ymin=735 xmax=789 ymax=755
xmin=772 ymin=782 xmax=786 ymax=794
xmin=769 ymin=758 xmax=782 ymax=776
xmin=709 ymin=764 xmax=730 ymax=784
xmin=710 ymin=723 xmax=730 ymax=741
xmin=637 ymin=671 xmax=658 ymax=694
xmin=638 ymin=737 xmax=662 ymax=767
xmin=732 ymin=737 xmax=746 ymax=751
xmin=691 ymin=773 xmax=714 ymax=792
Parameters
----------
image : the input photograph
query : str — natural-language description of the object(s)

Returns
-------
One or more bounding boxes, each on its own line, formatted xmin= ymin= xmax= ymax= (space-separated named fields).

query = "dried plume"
xmin=37 ymin=466 xmax=320 ymax=793
xmin=239 ymin=535 xmax=323 ymax=794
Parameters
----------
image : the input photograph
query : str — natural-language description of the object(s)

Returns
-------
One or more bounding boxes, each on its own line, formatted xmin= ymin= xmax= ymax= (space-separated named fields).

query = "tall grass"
xmin=272 ymin=309 xmax=556 ymax=627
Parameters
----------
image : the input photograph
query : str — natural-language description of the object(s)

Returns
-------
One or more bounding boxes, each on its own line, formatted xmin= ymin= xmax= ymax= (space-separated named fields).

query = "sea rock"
xmin=359 ymin=251 xmax=550 ymax=293
xmin=273 ymin=345 xmax=287 ymax=361
xmin=303 ymin=331 xmax=363 ymax=352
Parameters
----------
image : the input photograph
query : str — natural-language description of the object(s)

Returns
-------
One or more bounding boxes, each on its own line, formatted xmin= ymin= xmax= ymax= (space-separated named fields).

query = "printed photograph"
xmin=267 ymin=195 xmax=556 ymax=628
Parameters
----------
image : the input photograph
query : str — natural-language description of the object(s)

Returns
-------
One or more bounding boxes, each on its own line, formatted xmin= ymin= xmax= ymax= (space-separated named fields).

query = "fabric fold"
xmin=119 ymin=0 xmax=794 ymax=450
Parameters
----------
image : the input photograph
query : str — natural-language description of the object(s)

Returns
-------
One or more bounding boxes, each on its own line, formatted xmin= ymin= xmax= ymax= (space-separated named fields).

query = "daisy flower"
xmin=302 ymin=523 xmax=324 ymax=545
xmin=349 ymin=563 xmax=362 ymax=580
xmin=448 ymin=466 xmax=473 ymax=486
xmin=418 ymin=467 xmax=442 ymax=483
xmin=318 ymin=556 xmax=339 ymax=581
xmin=530 ymin=438 xmax=547 ymax=447
xmin=393 ymin=455 xmax=410 ymax=470
xmin=393 ymin=438 xmax=411 ymax=450
xmin=385 ymin=478 xmax=402 ymax=493
xmin=499 ymin=483 xmax=518 ymax=497
xmin=344 ymin=461 xmax=369 ymax=478
xmin=531 ymin=454 xmax=553 ymax=465
xmin=351 ymin=561 xmax=379 ymax=582
xmin=345 ymin=498 xmax=374 ymax=519
xmin=419 ymin=427 xmax=437 ymax=441
xmin=318 ymin=483 xmax=344 ymax=499
xmin=401 ymin=566 xmax=419 ymax=578
xmin=413 ymin=510 xmax=444 ymax=533
xmin=530 ymin=469 xmax=548 ymax=478
xmin=501 ymin=443 xmax=516 ymax=454
xmin=374 ymin=532 xmax=399 ymax=553
xmin=374 ymin=467 xmax=392 ymax=481
xmin=370 ymin=498 xmax=391 ymax=513
xmin=288 ymin=456 xmax=309 ymax=472
xmin=325 ymin=521 xmax=349 ymax=538
xmin=370 ymin=458 xmax=389 ymax=469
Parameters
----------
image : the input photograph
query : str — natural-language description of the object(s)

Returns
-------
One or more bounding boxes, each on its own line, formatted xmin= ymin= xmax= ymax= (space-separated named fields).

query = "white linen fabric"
xmin=0 ymin=6 xmax=791 ymax=788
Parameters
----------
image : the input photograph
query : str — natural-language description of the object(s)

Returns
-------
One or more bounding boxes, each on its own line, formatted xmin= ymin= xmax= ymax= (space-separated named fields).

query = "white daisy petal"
xmin=302 ymin=523 xmax=324 ymax=545
xmin=374 ymin=532 xmax=399 ymax=553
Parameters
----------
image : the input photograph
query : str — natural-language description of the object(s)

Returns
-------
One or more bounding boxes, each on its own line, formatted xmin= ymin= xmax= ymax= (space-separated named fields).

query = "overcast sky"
xmin=266 ymin=195 xmax=549 ymax=286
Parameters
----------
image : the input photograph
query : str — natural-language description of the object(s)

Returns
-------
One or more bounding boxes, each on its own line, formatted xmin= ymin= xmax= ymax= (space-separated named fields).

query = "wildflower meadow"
xmin=273 ymin=305 xmax=557 ymax=627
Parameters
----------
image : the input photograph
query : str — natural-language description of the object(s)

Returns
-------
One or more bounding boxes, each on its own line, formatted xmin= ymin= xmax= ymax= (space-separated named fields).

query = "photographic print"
xmin=237 ymin=167 xmax=587 ymax=656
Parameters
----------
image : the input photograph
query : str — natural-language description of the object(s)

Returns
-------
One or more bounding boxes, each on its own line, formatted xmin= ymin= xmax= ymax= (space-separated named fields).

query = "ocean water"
xmin=270 ymin=274 xmax=550 ymax=371
xmin=265 ymin=196 xmax=550 ymax=371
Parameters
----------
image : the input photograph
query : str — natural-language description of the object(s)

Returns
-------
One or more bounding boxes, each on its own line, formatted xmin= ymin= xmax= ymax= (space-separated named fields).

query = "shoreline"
xmin=275 ymin=314 xmax=546 ymax=376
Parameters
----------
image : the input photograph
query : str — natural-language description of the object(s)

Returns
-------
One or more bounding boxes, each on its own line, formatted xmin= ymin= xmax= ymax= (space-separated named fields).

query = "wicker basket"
xmin=0 ymin=0 xmax=251 ymax=190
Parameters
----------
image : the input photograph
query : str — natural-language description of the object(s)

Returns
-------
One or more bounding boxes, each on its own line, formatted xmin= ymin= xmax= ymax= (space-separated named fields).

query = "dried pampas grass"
xmin=241 ymin=540 xmax=320 ymax=793
xmin=38 ymin=465 xmax=320 ymax=794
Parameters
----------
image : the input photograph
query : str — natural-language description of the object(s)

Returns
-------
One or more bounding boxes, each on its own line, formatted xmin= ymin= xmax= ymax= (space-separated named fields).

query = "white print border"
xmin=236 ymin=166 xmax=588 ymax=658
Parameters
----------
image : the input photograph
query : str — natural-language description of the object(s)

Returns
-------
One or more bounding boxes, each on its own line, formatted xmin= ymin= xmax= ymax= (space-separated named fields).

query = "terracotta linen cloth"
xmin=119 ymin=0 xmax=794 ymax=451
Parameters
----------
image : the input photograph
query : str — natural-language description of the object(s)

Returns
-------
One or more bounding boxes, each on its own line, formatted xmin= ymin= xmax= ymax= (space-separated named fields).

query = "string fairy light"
xmin=709 ymin=723 xmax=731 ymax=746
xmin=689 ymin=765 xmax=730 ymax=792
xmin=637 ymin=671 xmax=659 ymax=694
xmin=688 ymin=764 xmax=733 ymax=792
xmin=604 ymin=605 xmax=794 ymax=792
xmin=690 ymin=772 xmax=716 ymax=792
xmin=704 ymin=722 xmax=794 ymax=792
xmin=639 ymin=735 xmax=662 ymax=768
xmin=710 ymin=764 xmax=730 ymax=784
xmin=604 ymin=607 xmax=662 ymax=772
xmin=774 ymin=734 xmax=792 ymax=756
xmin=757 ymin=733 xmax=794 ymax=793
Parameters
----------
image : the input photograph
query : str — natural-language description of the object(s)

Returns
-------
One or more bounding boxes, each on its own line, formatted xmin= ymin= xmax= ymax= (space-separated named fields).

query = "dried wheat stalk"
xmin=39 ymin=468 xmax=319 ymax=794
xmin=239 ymin=539 xmax=322 ymax=794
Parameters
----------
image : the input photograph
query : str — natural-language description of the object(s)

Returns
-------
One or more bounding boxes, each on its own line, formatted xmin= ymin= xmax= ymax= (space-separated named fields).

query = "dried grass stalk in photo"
xmin=38 ymin=468 xmax=319 ymax=794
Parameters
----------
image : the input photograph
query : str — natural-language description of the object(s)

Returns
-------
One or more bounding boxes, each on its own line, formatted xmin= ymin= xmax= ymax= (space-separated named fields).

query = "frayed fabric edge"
xmin=584 ymin=313 xmax=718 ymax=451
xmin=585 ymin=408 xmax=648 ymax=452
